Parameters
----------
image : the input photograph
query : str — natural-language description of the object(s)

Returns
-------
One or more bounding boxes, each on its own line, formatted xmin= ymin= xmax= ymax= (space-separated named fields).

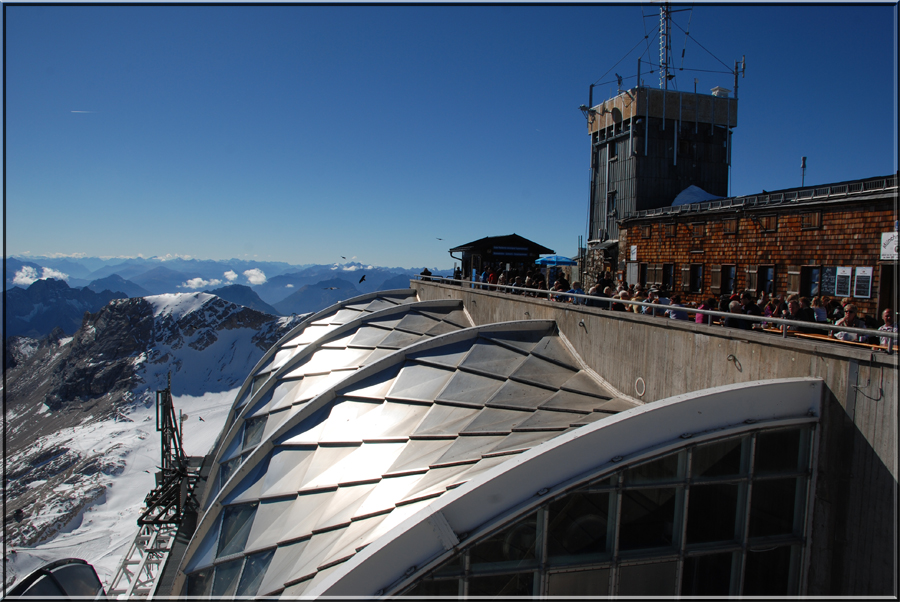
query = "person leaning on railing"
xmin=832 ymin=304 xmax=867 ymax=342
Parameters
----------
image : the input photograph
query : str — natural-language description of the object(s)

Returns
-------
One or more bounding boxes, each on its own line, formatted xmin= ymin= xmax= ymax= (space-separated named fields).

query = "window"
xmin=664 ymin=224 xmax=676 ymax=238
xmin=641 ymin=225 xmax=653 ymax=239
xmin=639 ymin=263 xmax=648 ymax=287
xmin=607 ymin=191 xmax=617 ymax=217
xmin=608 ymin=140 xmax=618 ymax=160
xmin=662 ymin=264 xmax=675 ymax=290
xmin=691 ymin=223 xmax=706 ymax=238
xmin=683 ymin=264 xmax=704 ymax=293
xmin=800 ymin=212 xmax=821 ymax=230
xmin=712 ymin=265 xmax=737 ymax=295
xmin=800 ymin=266 xmax=821 ymax=297
xmin=759 ymin=215 xmax=777 ymax=232
xmin=723 ymin=219 xmax=738 ymax=235
xmin=403 ymin=426 xmax=814 ymax=597
xmin=758 ymin=265 xmax=776 ymax=295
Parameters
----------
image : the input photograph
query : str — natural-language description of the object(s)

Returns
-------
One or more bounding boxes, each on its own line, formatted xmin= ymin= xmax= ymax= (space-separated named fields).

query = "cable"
xmin=592 ymin=27 xmax=659 ymax=86
xmin=669 ymin=18 xmax=732 ymax=71
xmin=680 ymin=4 xmax=694 ymax=71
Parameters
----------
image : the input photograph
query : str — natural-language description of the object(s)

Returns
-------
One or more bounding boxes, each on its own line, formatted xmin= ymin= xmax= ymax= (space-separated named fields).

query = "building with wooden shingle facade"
xmin=616 ymin=173 xmax=898 ymax=320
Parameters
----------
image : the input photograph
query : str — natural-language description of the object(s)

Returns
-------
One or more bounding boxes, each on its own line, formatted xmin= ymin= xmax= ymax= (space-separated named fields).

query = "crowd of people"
xmin=482 ymin=266 xmax=896 ymax=347
xmin=454 ymin=265 xmax=897 ymax=348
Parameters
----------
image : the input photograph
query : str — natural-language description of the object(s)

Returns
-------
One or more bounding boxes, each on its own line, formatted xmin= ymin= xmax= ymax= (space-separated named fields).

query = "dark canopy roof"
xmin=449 ymin=233 xmax=554 ymax=257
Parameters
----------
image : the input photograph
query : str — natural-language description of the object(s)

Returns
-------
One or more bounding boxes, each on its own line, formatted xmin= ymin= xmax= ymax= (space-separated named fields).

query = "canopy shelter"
xmin=535 ymin=255 xmax=577 ymax=266
xmin=449 ymin=234 xmax=554 ymax=280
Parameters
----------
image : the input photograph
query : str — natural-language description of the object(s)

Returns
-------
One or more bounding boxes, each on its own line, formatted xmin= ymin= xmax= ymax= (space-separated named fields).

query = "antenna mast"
xmin=659 ymin=2 xmax=672 ymax=89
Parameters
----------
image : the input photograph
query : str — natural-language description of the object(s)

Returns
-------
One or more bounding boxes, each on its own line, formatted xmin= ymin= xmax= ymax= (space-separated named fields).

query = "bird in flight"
xmin=198 ymin=416 xmax=205 ymax=422
xmin=324 ymin=286 xmax=339 ymax=290
xmin=359 ymin=275 xmax=366 ymax=284
xmin=341 ymin=256 xmax=346 ymax=259
xmin=436 ymin=237 xmax=443 ymax=240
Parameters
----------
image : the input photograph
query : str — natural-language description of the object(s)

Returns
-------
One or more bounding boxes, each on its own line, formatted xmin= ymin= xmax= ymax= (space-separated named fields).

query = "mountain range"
xmin=4 ymin=291 xmax=307 ymax=585
xmin=5 ymin=256 xmax=446 ymax=338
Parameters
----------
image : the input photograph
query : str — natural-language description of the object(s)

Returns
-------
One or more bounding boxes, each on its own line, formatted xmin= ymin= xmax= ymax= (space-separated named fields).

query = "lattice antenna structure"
xmin=659 ymin=2 xmax=671 ymax=89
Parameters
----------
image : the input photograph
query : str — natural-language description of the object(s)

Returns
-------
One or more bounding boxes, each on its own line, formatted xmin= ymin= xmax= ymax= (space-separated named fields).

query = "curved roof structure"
xmin=201 ymin=291 xmax=473 ymax=507
xmin=312 ymin=378 xmax=822 ymax=597
xmin=174 ymin=290 xmax=633 ymax=597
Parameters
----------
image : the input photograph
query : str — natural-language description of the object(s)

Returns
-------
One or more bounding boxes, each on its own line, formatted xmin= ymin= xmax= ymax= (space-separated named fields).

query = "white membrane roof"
xmin=175 ymin=291 xmax=633 ymax=597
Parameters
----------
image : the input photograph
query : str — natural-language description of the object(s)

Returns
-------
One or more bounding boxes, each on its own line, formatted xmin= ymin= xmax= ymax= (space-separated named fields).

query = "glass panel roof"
xmin=411 ymin=403 xmax=480 ymax=437
xmin=187 ymin=310 xmax=638 ymax=597
xmin=459 ymin=408 xmax=533 ymax=435
xmin=285 ymin=528 xmax=349 ymax=587
xmin=387 ymin=362 xmax=454 ymax=402
xmin=394 ymin=312 xmax=441 ymax=334
xmin=348 ymin=325 xmax=392 ymax=348
xmin=560 ymin=371 xmax=613 ymax=399
xmin=485 ymin=380 xmax=555 ymax=410
xmin=260 ymin=448 xmax=316 ymax=498
xmin=385 ymin=439 xmax=456 ymax=475
xmin=432 ymin=435 xmax=509 ymax=467
xmin=510 ymin=354 xmax=578 ymax=389
xmin=459 ymin=341 xmax=528 ymax=378
xmin=255 ymin=539 xmax=309 ymax=597
xmin=243 ymin=497 xmax=296 ymax=553
xmin=435 ymin=371 xmax=505 ymax=407
xmin=378 ymin=330 xmax=426 ymax=350
xmin=531 ymin=335 xmax=582 ymax=370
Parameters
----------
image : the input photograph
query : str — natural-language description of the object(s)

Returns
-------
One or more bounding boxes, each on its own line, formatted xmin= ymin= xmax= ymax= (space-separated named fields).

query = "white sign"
xmin=630 ymin=245 xmax=637 ymax=261
xmin=881 ymin=232 xmax=898 ymax=261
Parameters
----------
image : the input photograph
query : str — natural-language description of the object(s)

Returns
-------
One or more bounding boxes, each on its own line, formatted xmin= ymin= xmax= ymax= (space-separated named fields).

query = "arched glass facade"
xmin=402 ymin=424 xmax=814 ymax=597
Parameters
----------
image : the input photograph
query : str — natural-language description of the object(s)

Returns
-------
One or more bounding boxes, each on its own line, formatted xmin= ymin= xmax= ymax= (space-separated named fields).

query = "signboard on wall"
xmin=821 ymin=267 xmax=837 ymax=296
xmin=881 ymin=232 xmax=898 ymax=260
xmin=835 ymin=267 xmax=852 ymax=298
xmin=854 ymin=267 xmax=873 ymax=299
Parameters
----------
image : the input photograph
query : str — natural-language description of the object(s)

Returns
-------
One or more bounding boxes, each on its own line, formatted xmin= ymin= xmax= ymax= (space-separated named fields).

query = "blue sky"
xmin=5 ymin=3 xmax=897 ymax=269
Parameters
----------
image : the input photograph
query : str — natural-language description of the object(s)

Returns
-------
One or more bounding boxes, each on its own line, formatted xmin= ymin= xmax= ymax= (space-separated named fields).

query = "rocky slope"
xmin=3 ymin=293 xmax=305 ymax=554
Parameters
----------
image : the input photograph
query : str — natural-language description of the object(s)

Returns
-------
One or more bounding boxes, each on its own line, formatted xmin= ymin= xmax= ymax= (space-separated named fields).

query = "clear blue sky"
xmin=5 ymin=3 xmax=897 ymax=269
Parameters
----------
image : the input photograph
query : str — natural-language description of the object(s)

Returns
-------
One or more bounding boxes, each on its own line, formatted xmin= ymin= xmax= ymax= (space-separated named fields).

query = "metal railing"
xmin=624 ymin=174 xmax=898 ymax=219
xmin=414 ymin=276 xmax=897 ymax=352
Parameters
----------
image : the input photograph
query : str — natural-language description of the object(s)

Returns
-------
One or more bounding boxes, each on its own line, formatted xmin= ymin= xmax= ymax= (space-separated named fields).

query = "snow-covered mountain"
xmin=2 ymin=292 xmax=307 ymax=590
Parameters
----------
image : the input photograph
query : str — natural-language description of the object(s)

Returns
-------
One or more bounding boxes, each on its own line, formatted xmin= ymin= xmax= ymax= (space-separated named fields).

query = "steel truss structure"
xmin=109 ymin=376 xmax=199 ymax=598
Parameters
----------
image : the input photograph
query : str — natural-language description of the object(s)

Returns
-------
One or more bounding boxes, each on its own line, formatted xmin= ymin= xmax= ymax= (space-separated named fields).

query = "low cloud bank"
xmin=224 ymin=270 xmax=238 ymax=282
xmin=13 ymin=266 xmax=70 ymax=286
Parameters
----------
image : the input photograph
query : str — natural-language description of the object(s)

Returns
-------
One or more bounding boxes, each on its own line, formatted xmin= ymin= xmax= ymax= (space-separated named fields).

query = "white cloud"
xmin=42 ymin=267 xmax=70 ymax=280
xmin=13 ymin=266 xmax=70 ymax=286
xmin=244 ymin=268 xmax=267 ymax=285
xmin=13 ymin=266 xmax=39 ymax=286
xmin=286 ymin=284 xmax=294 ymax=288
xmin=224 ymin=270 xmax=238 ymax=282
xmin=179 ymin=278 xmax=221 ymax=289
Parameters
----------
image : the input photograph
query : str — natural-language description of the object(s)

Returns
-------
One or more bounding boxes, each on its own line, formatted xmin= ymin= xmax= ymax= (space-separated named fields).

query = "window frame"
xmin=799 ymin=211 xmax=822 ymax=231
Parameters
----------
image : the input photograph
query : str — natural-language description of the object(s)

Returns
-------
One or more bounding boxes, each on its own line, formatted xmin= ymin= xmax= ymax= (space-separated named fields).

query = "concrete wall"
xmin=412 ymin=280 xmax=898 ymax=596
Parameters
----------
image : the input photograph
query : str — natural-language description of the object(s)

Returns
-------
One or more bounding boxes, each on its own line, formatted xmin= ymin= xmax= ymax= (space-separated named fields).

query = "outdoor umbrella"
xmin=534 ymin=255 xmax=577 ymax=266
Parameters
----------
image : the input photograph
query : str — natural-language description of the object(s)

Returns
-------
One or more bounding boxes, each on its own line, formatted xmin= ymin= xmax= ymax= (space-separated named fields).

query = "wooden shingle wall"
xmin=620 ymin=197 xmax=897 ymax=319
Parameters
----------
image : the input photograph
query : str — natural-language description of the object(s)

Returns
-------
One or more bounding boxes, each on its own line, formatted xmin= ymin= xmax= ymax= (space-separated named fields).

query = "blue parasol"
xmin=534 ymin=255 xmax=577 ymax=266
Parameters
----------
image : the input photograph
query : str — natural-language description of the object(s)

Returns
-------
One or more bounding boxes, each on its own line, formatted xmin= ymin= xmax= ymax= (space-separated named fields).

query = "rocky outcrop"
xmin=3 ymin=293 xmax=305 ymax=551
